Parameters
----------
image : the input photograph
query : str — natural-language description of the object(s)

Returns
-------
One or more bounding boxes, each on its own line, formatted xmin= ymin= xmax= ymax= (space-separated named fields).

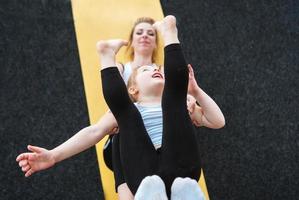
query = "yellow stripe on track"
xmin=71 ymin=0 xmax=209 ymax=199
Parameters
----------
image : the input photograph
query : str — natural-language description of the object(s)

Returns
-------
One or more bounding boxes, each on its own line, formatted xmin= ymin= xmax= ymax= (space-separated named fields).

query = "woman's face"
xmin=131 ymin=22 xmax=157 ymax=55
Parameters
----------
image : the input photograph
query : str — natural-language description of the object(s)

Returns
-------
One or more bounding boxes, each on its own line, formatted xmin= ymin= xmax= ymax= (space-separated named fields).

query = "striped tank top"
xmin=134 ymin=103 xmax=163 ymax=149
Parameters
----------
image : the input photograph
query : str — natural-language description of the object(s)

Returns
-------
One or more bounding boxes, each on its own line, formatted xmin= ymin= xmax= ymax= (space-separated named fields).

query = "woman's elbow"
xmin=88 ymin=125 xmax=106 ymax=141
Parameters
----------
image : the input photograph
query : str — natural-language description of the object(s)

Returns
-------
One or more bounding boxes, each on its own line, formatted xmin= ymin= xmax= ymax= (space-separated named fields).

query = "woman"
xmin=16 ymin=16 xmax=224 ymax=199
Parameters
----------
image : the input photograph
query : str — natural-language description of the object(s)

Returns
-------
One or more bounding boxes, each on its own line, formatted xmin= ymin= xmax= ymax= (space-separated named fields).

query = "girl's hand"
xmin=187 ymin=64 xmax=200 ymax=96
xmin=16 ymin=145 xmax=56 ymax=177
xmin=187 ymin=94 xmax=203 ymax=127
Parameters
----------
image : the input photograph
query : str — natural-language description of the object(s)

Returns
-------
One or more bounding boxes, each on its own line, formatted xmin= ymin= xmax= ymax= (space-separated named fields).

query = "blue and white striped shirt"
xmin=135 ymin=103 xmax=163 ymax=149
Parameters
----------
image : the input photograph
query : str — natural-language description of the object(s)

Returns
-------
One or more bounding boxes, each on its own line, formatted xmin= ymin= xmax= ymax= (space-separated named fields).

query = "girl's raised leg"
xmin=99 ymin=39 xmax=159 ymax=195
xmin=154 ymin=16 xmax=202 ymax=193
xmin=96 ymin=39 xmax=128 ymax=69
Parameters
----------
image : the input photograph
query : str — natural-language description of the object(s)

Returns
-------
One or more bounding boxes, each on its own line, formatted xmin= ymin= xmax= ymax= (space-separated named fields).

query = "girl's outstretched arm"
xmin=51 ymin=111 xmax=118 ymax=163
xmin=16 ymin=111 xmax=118 ymax=177
xmin=187 ymin=64 xmax=225 ymax=129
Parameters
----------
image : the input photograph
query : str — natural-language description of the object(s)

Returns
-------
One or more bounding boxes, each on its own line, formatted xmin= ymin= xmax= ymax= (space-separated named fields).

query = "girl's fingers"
xmin=190 ymin=103 xmax=195 ymax=113
xmin=19 ymin=159 xmax=28 ymax=167
xmin=27 ymin=145 xmax=43 ymax=153
xmin=187 ymin=103 xmax=195 ymax=114
xmin=22 ymin=165 xmax=30 ymax=172
xmin=187 ymin=106 xmax=192 ymax=114
xmin=191 ymin=101 xmax=196 ymax=110
xmin=16 ymin=153 xmax=28 ymax=162
xmin=193 ymin=120 xmax=201 ymax=127
xmin=188 ymin=64 xmax=194 ymax=77
xmin=25 ymin=169 xmax=35 ymax=177
xmin=28 ymin=153 xmax=37 ymax=161
xmin=113 ymin=127 xmax=119 ymax=133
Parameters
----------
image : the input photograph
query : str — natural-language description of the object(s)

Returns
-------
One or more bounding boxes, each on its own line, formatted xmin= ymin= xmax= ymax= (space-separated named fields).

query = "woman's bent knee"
xmin=117 ymin=183 xmax=134 ymax=200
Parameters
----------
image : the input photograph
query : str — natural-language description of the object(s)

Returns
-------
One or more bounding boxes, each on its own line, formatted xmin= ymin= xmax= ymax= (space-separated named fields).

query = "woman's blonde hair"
xmin=126 ymin=17 xmax=159 ymax=63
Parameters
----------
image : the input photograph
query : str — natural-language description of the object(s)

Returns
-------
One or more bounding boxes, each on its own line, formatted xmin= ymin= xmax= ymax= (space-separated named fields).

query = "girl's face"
xmin=131 ymin=23 xmax=157 ymax=55
xmin=133 ymin=65 xmax=164 ymax=97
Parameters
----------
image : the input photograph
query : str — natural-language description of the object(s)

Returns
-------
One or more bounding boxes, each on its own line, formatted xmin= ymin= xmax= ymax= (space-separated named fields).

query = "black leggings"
xmin=101 ymin=44 xmax=201 ymax=195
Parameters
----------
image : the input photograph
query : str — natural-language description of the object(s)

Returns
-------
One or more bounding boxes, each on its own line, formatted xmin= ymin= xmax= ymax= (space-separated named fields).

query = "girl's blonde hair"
xmin=127 ymin=67 xmax=139 ymax=102
xmin=126 ymin=17 xmax=159 ymax=63
xmin=126 ymin=65 xmax=162 ymax=102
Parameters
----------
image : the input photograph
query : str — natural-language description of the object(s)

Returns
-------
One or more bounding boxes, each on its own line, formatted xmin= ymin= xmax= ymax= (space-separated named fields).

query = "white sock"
xmin=134 ymin=175 xmax=168 ymax=200
xmin=171 ymin=177 xmax=205 ymax=200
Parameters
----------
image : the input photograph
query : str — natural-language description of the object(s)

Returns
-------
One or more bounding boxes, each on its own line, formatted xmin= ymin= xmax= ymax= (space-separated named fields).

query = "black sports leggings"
xmin=101 ymin=44 xmax=201 ymax=195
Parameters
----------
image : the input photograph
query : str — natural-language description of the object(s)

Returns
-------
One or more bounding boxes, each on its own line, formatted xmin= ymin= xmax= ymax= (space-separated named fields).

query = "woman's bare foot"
xmin=96 ymin=39 xmax=128 ymax=68
xmin=153 ymin=15 xmax=179 ymax=46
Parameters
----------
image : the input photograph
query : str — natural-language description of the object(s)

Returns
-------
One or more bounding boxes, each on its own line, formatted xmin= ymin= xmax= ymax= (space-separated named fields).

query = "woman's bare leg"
xmin=117 ymin=183 xmax=134 ymax=200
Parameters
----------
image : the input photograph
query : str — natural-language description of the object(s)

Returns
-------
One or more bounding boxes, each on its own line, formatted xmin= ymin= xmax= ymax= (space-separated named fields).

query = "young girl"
xmin=98 ymin=15 xmax=225 ymax=198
